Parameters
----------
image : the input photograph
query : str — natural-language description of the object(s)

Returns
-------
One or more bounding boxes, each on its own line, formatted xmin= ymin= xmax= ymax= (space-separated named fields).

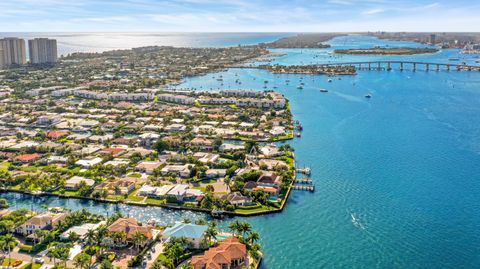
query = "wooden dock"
xmin=296 ymin=166 xmax=311 ymax=175
xmin=292 ymin=185 xmax=315 ymax=192
xmin=294 ymin=178 xmax=313 ymax=184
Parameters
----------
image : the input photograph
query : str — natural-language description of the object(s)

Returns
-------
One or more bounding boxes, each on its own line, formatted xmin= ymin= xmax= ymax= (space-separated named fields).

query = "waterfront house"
xmin=59 ymin=221 xmax=106 ymax=240
xmin=253 ymin=185 xmax=280 ymax=198
xmin=95 ymin=178 xmax=136 ymax=195
xmin=65 ymin=176 xmax=96 ymax=190
xmin=162 ymin=222 xmax=207 ymax=248
xmin=257 ymin=172 xmax=283 ymax=187
xmin=222 ymin=192 xmax=253 ymax=206
xmin=16 ymin=212 xmax=68 ymax=235
xmin=259 ymin=159 xmax=288 ymax=170
xmin=191 ymin=236 xmax=248 ymax=269
xmin=107 ymin=218 xmax=154 ymax=246
xmin=137 ymin=184 xmax=173 ymax=198
xmin=259 ymin=144 xmax=282 ymax=157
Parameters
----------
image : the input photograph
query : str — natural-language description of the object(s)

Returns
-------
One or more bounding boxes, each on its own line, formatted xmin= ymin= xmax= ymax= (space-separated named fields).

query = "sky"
xmin=1 ymin=0 xmax=479 ymax=32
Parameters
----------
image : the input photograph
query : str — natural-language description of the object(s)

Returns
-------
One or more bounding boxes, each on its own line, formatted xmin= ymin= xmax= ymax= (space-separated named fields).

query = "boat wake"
xmin=350 ymin=212 xmax=366 ymax=230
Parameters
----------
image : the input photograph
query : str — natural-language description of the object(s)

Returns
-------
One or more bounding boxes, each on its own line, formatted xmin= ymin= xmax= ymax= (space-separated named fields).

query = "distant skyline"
xmin=1 ymin=0 xmax=479 ymax=32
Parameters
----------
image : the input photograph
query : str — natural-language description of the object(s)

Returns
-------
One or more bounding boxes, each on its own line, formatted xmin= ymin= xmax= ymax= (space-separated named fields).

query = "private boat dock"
xmin=296 ymin=166 xmax=311 ymax=175
xmin=294 ymin=177 xmax=313 ymax=184
xmin=293 ymin=165 xmax=315 ymax=192
xmin=292 ymin=185 xmax=315 ymax=192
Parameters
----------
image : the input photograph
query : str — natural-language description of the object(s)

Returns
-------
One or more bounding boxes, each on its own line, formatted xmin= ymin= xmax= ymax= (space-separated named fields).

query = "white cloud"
xmin=362 ymin=8 xmax=385 ymax=15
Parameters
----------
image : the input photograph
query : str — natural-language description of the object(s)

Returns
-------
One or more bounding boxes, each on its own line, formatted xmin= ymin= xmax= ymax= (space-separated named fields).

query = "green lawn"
xmin=0 ymin=161 xmax=10 ymax=171
xmin=19 ymin=262 xmax=42 ymax=269
xmin=0 ymin=258 xmax=22 ymax=267
xmin=146 ymin=197 xmax=166 ymax=205
xmin=127 ymin=189 xmax=144 ymax=202
xmin=235 ymin=204 xmax=272 ymax=214
xmin=52 ymin=190 xmax=79 ymax=196
xmin=107 ymin=195 xmax=125 ymax=201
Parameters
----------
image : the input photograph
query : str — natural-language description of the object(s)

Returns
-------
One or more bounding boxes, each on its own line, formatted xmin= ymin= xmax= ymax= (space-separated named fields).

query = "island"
xmin=262 ymin=33 xmax=339 ymax=48
xmin=258 ymin=64 xmax=357 ymax=75
xmin=334 ymin=47 xmax=439 ymax=55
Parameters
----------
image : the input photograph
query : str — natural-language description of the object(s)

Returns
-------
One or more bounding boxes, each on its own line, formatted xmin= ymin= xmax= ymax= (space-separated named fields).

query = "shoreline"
xmin=0 ymin=180 xmax=295 ymax=217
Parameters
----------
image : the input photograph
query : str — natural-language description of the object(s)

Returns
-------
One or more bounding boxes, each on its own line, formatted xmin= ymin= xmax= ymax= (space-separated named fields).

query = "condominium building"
xmin=28 ymin=38 xmax=58 ymax=64
xmin=0 ymin=38 xmax=26 ymax=68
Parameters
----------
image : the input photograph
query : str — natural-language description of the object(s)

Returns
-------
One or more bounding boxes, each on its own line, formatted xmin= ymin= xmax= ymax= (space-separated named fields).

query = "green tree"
xmin=153 ymin=139 xmax=170 ymax=153
xmin=132 ymin=231 xmax=146 ymax=251
xmin=74 ymin=252 xmax=92 ymax=269
xmin=0 ymin=234 xmax=17 ymax=266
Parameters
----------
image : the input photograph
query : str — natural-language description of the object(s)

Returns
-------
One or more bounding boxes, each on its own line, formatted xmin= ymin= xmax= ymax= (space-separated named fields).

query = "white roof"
xmin=75 ymin=157 xmax=103 ymax=167
xmin=60 ymin=221 xmax=105 ymax=239
xmin=156 ymin=185 xmax=174 ymax=196
xmin=167 ymin=184 xmax=189 ymax=196
xmin=66 ymin=176 xmax=95 ymax=186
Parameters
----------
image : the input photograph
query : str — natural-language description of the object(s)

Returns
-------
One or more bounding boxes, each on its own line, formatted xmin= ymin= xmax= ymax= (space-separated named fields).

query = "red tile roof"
xmin=15 ymin=153 xmax=42 ymax=162
xmin=192 ymin=236 xmax=247 ymax=269
xmin=46 ymin=131 xmax=68 ymax=139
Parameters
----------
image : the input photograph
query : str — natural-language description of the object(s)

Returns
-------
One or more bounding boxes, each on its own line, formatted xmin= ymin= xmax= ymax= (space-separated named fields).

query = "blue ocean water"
xmin=2 ymin=35 xmax=480 ymax=268
xmin=0 ymin=32 xmax=290 ymax=56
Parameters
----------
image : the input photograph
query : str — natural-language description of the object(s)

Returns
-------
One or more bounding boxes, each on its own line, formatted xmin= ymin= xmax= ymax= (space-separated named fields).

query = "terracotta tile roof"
xmin=107 ymin=218 xmax=153 ymax=240
xmin=46 ymin=131 xmax=68 ymax=139
xmin=99 ymin=147 xmax=125 ymax=156
xmin=192 ymin=236 xmax=247 ymax=269
xmin=15 ymin=153 xmax=42 ymax=162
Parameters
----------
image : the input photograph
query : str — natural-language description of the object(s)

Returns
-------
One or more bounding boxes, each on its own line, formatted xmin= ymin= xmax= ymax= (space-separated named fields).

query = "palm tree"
xmin=247 ymin=231 xmax=260 ymax=245
xmin=74 ymin=252 xmax=92 ymax=269
xmin=228 ymin=220 xmax=242 ymax=236
xmin=204 ymin=226 xmax=217 ymax=244
xmin=237 ymin=221 xmax=252 ymax=238
xmin=84 ymin=229 xmax=96 ymax=246
xmin=33 ymin=229 xmax=45 ymax=245
xmin=132 ymin=231 xmax=146 ymax=251
xmin=96 ymin=224 xmax=109 ymax=244
xmin=1 ymin=234 xmax=17 ymax=265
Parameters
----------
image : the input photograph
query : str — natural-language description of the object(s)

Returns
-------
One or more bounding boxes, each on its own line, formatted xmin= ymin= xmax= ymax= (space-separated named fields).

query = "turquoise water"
xmin=3 ymin=35 xmax=480 ymax=268
xmin=175 ymin=36 xmax=480 ymax=268
xmin=0 ymin=32 xmax=290 ymax=56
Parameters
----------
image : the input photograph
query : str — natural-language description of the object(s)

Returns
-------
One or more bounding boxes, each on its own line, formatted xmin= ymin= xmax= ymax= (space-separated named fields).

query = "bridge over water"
xmin=233 ymin=61 xmax=480 ymax=72
xmin=318 ymin=61 xmax=480 ymax=72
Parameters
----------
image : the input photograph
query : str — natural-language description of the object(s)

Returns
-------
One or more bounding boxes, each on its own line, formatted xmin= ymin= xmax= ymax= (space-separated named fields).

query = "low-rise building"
xmin=161 ymin=164 xmax=193 ymax=178
xmin=135 ymin=161 xmax=161 ymax=174
xmin=162 ymin=222 xmax=207 ymax=249
xmin=191 ymin=236 xmax=248 ymax=269
xmin=65 ymin=176 xmax=96 ymax=190
xmin=16 ymin=212 xmax=67 ymax=235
